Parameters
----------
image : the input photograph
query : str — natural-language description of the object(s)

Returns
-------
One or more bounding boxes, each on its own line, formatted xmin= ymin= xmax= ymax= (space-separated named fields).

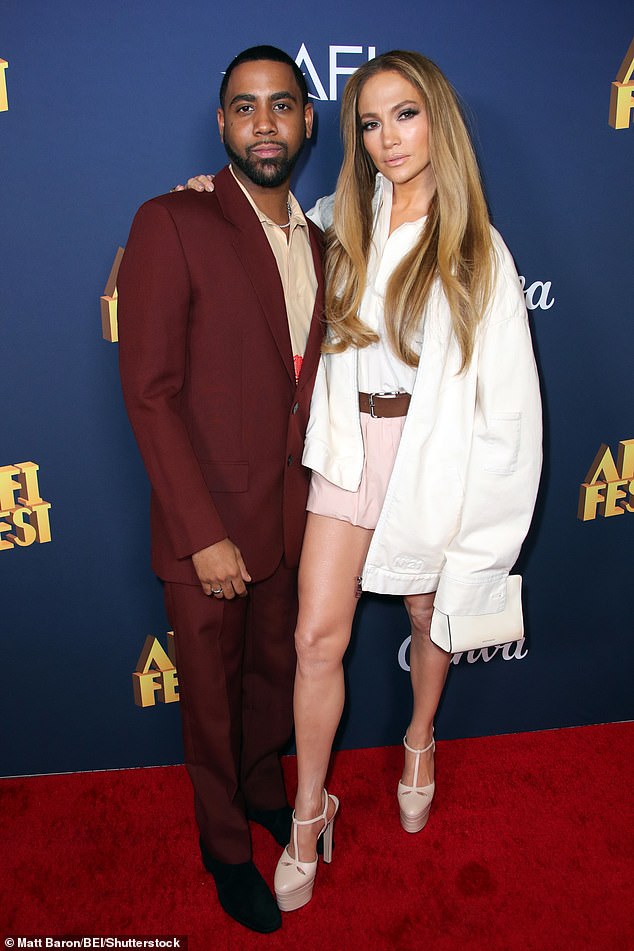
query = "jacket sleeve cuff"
xmin=434 ymin=572 xmax=509 ymax=616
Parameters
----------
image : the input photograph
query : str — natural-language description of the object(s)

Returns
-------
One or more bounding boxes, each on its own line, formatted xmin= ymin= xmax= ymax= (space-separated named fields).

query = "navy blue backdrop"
xmin=1 ymin=1 xmax=632 ymax=776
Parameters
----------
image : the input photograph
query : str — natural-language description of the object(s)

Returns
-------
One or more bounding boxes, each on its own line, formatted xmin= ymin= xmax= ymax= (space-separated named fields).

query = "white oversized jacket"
xmin=305 ymin=181 xmax=542 ymax=617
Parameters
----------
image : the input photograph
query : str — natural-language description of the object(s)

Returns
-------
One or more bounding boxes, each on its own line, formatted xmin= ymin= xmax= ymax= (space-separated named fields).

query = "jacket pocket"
xmin=199 ymin=461 xmax=249 ymax=492
xmin=483 ymin=413 xmax=521 ymax=474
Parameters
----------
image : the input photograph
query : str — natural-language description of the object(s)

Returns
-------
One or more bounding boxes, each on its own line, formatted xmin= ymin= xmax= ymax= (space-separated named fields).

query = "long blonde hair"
xmin=324 ymin=51 xmax=494 ymax=371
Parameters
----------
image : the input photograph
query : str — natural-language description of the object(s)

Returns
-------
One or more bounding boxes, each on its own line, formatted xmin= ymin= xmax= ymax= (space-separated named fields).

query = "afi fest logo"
xmin=295 ymin=44 xmax=376 ymax=100
xmin=133 ymin=631 xmax=179 ymax=707
xmin=0 ymin=462 xmax=52 ymax=551
xmin=578 ymin=439 xmax=634 ymax=521
xmin=609 ymin=36 xmax=634 ymax=129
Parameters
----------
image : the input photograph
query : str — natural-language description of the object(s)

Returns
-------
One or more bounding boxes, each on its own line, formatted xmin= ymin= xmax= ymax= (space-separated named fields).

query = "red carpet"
xmin=2 ymin=724 xmax=633 ymax=950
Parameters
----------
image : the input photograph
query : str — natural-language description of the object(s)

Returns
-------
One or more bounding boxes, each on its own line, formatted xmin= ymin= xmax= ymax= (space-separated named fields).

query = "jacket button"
xmin=292 ymin=402 xmax=299 ymax=414
xmin=287 ymin=455 xmax=294 ymax=466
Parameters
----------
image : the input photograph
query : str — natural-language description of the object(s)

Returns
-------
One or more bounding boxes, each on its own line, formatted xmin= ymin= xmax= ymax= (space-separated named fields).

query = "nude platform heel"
xmin=397 ymin=734 xmax=435 ymax=833
xmin=274 ymin=789 xmax=339 ymax=912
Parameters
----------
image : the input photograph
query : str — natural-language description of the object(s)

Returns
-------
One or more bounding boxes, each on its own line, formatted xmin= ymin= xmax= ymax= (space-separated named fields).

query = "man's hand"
xmin=171 ymin=174 xmax=215 ymax=193
xmin=192 ymin=538 xmax=252 ymax=599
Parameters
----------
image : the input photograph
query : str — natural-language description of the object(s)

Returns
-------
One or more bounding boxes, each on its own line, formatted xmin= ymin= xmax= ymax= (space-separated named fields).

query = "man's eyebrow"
xmin=228 ymin=90 xmax=298 ymax=107
xmin=270 ymin=90 xmax=298 ymax=103
xmin=228 ymin=93 xmax=256 ymax=107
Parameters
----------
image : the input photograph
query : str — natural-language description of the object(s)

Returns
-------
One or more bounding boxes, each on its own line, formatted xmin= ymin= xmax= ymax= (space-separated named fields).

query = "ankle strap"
xmin=403 ymin=733 xmax=435 ymax=755
xmin=292 ymin=789 xmax=329 ymax=827
xmin=403 ymin=734 xmax=434 ymax=790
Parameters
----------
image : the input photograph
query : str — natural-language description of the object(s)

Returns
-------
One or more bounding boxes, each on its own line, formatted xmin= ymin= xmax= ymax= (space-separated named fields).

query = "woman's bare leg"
xmin=401 ymin=592 xmax=451 ymax=786
xmin=291 ymin=513 xmax=374 ymax=859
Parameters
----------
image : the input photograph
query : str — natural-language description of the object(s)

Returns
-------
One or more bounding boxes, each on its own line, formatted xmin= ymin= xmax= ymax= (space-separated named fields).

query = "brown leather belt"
xmin=359 ymin=391 xmax=411 ymax=418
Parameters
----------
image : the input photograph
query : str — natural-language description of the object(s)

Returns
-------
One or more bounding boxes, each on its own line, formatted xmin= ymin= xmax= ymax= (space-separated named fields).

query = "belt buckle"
xmin=368 ymin=390 xmax=401 ymax=419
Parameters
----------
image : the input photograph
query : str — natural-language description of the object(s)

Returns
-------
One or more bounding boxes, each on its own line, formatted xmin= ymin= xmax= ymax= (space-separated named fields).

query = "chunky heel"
xmin=274 ymin=789 xmax=339 ymax=911
xmin=321 ymin=808 xmax=336 ymax=863
xmin=397 ymin=733 xmax=435 ymax=833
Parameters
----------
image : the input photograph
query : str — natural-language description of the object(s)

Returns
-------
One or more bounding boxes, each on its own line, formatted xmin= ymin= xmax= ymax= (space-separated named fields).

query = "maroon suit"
xmin=118 ymin=166 xmax=324 ymax=862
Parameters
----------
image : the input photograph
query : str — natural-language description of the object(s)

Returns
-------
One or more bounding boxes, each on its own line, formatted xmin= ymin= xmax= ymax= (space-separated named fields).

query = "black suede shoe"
xmin=246 ymin=805 xmax=324 ymax=855
xmin=199 ymin=840 xmax=281 ymax=934
xmin=245 ymin=805 xmax=292 ymax=846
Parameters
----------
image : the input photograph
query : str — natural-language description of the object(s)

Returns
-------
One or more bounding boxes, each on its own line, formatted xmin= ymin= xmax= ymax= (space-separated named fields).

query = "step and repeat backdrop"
xmin=1 ymin=1 xmax=632 ymax=776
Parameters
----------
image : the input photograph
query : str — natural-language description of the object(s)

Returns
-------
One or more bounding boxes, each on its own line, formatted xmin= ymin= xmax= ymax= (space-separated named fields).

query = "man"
xmin=118 ymin=46 xmax=324 ymax=934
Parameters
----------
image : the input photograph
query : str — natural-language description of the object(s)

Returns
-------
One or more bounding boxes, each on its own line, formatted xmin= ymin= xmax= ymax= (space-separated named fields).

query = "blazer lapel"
xmin=297 ymin=222 xmax=325 ymax=395
xmin=215 ymin=168 xmax=295 ymax=384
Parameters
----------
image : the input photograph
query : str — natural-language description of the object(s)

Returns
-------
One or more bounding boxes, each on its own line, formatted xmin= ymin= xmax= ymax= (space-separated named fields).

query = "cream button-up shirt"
xmin=230 ymin=166 xmax=317 ymax=382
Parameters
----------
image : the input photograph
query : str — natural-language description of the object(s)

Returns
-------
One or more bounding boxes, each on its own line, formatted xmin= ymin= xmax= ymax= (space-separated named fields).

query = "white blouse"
xmin=357 ymin=176 xmax=427 ymax=395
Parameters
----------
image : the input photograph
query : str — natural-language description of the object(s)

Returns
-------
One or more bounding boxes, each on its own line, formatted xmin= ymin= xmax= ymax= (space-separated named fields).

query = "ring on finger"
xmin=211 ymin=586 xmax=223 ymax=595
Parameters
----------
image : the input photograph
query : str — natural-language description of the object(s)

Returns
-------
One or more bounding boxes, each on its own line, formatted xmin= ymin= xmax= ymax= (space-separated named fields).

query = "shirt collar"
xmin=229 ymin=164 xmax=306 ymax=230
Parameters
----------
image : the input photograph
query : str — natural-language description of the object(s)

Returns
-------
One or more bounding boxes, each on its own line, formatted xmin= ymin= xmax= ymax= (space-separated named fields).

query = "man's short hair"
xmin=219 ymin=45 xmax=309 ymax=107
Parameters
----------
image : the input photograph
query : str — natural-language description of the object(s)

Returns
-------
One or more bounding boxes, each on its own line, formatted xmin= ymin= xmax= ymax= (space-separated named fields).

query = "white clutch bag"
xmin=429 ymin=575 xmax=524 ymax=653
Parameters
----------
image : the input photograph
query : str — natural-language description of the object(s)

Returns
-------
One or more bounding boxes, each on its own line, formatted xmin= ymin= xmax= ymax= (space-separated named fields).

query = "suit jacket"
xmin=118 ymin=166 xmax=325 ymax=585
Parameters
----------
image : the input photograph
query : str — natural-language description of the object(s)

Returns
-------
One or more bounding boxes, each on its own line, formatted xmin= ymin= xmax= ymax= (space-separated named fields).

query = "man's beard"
xmin=224 ymin=136 xmax=303 ymax=188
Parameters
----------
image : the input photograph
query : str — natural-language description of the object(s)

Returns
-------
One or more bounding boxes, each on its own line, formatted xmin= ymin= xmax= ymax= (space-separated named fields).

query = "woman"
xmin=182 ymin=50 xmax=542 ymax=914
xmin=274 ymin=48 xmax=542 ymax=912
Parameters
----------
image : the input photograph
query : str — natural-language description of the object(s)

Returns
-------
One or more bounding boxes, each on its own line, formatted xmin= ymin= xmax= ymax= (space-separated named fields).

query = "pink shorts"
xmin=307 ymin=412 xmax=406 ymax=530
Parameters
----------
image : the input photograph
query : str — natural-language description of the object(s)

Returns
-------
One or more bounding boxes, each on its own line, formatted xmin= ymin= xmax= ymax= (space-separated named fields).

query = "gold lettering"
xmin=133 ymin=633 xmax=180 ymax=707
xmin=8 ymin=508 xmax=38 ymax=547
xmin=0 ymin=463 xmax=51 ymax=549
xmin=609 ymin=37 xmax=634 ymax=129
xmin=101 ymin=297 xmax=118 ymax=342
xmin=133 ymin=670 xmax=163 ymax=707
xmin=16 ymin=462 xmax=43 ymax=505
xmin=159 ymin=667 xmax=179 ymax=703
xmin=604 ymin=479 xmax=628 ymax=517
xmin=101 ymin=247 xmax=125 ymax=342
xmin=610 ymin=82 xmax=634 ymax=129
xmin=616 ymin=438 xmax=634 ymax=479
xmin=0 ymin=465 xmax=21 ymax=510
xmin=577 ymin=482 xmax=606 ymax=521
xmin=0 ymin=513 xmax=15 ymax=551
xmin=136 ymin=634 xmax=174 ymax=674
xmin=30 ymin=502 xmax=52 ymax=543
xmin=584 ymin=444 xmax=620 ymax=484
xmin=627 ymin=480 xmax=634 ymax=514
xmin=0 ymin=59 xmax=8 ymax=112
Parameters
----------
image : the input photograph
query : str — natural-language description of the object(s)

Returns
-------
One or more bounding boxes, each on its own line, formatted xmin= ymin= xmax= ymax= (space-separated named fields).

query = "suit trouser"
xmin=164 ymin=559 xmax=298 ymax=864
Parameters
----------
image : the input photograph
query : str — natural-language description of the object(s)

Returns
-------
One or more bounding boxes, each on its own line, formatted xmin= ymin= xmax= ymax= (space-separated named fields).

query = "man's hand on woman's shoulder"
xmin=171 ymin=174 xmax=216 ymax=193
